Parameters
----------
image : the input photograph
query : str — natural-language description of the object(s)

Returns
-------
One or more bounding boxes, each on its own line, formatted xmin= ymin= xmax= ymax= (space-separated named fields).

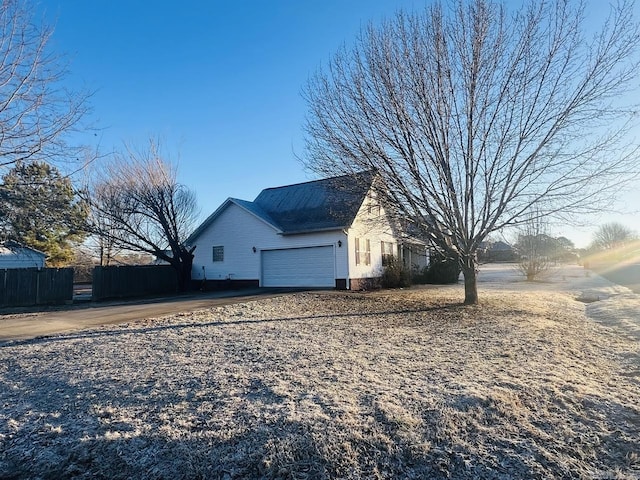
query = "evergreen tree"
xmin=0 ymin=161 xmax=88 ymax=266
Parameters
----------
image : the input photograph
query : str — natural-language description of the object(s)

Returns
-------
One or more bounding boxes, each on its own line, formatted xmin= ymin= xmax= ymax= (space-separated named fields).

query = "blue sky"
xmin=43 ymin=1 xmax=415 ymax=202
xmin=41 ymin=1 xmax=639 ymax=248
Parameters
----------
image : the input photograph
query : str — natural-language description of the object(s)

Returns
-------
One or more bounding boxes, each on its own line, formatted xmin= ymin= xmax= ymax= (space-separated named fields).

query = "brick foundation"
xmin=349 ymin=277 xmax=381 ymax=291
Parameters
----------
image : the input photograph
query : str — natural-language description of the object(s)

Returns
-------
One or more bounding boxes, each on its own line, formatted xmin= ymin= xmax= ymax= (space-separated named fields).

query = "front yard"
xmin=1 ymin=270 xmax=639 ymax=479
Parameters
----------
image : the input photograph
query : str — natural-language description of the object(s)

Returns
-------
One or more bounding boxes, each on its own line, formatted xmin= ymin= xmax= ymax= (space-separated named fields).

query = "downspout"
xmin=342 ymin=229 xmax=350 ymax=290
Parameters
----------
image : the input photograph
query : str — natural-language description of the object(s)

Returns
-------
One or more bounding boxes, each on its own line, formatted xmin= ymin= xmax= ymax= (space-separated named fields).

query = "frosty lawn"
xmin=1 ymin=267 xmax=639 ymax=479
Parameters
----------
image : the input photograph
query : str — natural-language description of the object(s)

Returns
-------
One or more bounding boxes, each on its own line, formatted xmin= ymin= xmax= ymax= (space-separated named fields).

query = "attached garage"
xmin=261 ymin=246 xmax=335 ymax=287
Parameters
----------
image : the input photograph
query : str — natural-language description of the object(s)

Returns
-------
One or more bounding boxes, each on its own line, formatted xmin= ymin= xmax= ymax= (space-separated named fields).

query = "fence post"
xmin=36 ymin=268 xmax=41 ymax=305
xmin=1 ymin=270 xmax=6 ymax=308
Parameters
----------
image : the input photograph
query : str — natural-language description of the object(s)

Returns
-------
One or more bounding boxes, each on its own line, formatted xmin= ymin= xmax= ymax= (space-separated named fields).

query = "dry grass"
xmin=1 ymin=286 xmax=639 ymax=479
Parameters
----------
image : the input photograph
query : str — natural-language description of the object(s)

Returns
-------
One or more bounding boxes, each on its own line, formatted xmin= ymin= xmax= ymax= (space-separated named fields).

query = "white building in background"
xmin=0 ymin=241 xmax=46 ymax=269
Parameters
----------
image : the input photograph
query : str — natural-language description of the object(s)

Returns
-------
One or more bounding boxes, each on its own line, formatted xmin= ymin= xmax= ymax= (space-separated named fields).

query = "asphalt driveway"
xmin=0 ymin=288 xmax=296 ymax=343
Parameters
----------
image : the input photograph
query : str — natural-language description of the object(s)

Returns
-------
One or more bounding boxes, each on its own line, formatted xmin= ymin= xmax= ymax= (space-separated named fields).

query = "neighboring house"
xmin=0 ymin=241 xmax=46 ymax=269
xmin=478 ymin=240 xmax=517 ymax=263
xmin=188 ymin=171 xmax=424 ymax=289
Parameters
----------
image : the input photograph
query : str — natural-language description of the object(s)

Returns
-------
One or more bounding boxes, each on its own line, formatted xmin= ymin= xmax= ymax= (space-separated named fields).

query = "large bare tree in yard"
xmin=87 ymin=140 xmax=199 ymax=291
xmin=303 ymin=0 xmax=640 ymax=304
xmin=0 ymin=0 xmax=90 ymax=170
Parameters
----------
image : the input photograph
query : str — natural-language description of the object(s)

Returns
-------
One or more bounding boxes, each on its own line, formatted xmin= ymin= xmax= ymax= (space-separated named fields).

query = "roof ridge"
xmin=187 ymin=170 xmax=378 ymax=243
xmin=257 ymin=170 xmax=375 ymax=193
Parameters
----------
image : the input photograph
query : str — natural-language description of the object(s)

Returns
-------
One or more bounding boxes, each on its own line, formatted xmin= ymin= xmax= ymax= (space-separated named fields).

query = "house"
xmin=478 ymin=240 xmax=517 ymax=263
xmin=187 ymin=171 xmax=426 ymax=289
xmin=0 ymin=241 xmax=46 ymax=269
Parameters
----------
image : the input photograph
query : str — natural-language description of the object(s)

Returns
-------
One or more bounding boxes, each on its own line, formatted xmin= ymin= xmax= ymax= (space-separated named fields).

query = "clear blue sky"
xmin=41 ymin=1 xmax=639 ymax=248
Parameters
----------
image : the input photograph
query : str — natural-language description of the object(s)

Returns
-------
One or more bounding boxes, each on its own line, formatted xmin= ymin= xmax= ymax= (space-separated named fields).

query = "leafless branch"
xmin=84 ymin=138 xmax=199 ymax=290
xmin=0 ymin=0 xmax=92 ymax=172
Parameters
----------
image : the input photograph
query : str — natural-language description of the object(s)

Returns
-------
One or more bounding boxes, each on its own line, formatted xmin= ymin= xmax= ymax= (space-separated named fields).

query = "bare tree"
xmin=92 ymin=210 xmax=123 ymax=266
xmin=591 ymin=222 xmax=637 ymax=250
xmin=0 ymin=0 xmax=90 ymax=170
xmin=87 ymin=139 xmax=199 ymax=291
xmin=515 ymin=211 xmax=552 ymax=281
xmin=303 ymin=0 xmax=640 ymax=304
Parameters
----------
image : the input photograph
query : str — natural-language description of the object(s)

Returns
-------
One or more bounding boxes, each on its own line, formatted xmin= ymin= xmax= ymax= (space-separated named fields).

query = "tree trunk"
xmin=175 ymin=247 xmax=195 ymax=292
xmin=461 ymin=256 xmax=478 ymax=305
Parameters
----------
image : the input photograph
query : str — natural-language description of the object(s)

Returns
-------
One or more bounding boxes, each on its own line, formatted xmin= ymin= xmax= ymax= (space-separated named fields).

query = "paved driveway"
xmin=0 ymin=289 xmax=295 ymax=342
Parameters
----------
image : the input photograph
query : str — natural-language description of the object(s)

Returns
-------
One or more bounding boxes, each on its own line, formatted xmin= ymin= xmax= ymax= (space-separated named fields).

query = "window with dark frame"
xmin=212 ymin=245 xmax=224 ymax=262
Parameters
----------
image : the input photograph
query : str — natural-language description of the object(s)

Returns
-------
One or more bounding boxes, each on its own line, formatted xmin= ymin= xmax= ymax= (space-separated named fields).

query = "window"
xmin=364 ymin=239 xmax=371 ymax=266
xmin=212 ymin=245 xmax=224 ymax=262
xmin=356 ymin=237 xmax=371 ymax=266
xmin=381 ymin=241 xmax=395 ymax=266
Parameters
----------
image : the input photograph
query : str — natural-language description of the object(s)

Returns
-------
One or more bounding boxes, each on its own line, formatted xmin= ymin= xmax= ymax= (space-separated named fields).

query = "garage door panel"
xmin=262 ymin=246 xmax=334 ymax=287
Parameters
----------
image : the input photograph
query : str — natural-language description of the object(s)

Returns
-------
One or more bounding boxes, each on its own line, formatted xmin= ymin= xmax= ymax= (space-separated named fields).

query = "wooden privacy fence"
xmin=92 ymin=265 xmax=179 ymax=301
xmin=0 ymin=268 xmax=73 ymax=308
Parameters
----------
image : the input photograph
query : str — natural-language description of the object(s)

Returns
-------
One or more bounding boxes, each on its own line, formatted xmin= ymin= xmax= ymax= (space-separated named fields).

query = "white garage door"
xmin=262 ymin=246 xmax=335 ymax=287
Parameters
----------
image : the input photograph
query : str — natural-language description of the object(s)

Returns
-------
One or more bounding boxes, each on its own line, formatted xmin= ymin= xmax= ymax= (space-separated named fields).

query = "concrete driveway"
xmin=0 ymin=288 xmax=296 ymax=343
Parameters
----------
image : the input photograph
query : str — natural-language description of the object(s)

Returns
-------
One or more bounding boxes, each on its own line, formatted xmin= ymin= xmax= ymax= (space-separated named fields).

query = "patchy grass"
xmin=0 ymin=288 xmax=639 ymax=479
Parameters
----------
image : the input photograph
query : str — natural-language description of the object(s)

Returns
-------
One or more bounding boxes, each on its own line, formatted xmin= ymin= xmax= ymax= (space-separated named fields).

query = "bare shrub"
xmin=381 ymin=256 xmax=412 ymax=288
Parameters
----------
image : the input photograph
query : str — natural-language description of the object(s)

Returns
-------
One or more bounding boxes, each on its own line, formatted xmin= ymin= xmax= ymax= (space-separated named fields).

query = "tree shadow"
xmin=2 ymin=359 xmax=638 ymax=479
xmin=0 ymin=303 xmax=463 ymax=349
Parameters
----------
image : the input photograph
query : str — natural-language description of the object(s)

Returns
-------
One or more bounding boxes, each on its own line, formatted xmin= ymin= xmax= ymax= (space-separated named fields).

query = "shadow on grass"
xmin=2 ymin=351 xmax=639 ymax=479
xmin=0 ymin=368 xmax=521 ymax=479
xmin=0 ymin=363 xmax=422 ymax=479
xmin=0 ymin=303 xmax=466 ymax=349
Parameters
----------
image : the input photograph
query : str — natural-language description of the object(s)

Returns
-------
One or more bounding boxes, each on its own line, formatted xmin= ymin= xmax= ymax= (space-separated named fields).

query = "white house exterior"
xmin=188 ymin=171 xmax=418 ymax=290
xmin=0 ymin=242 xmax=46 ymax=269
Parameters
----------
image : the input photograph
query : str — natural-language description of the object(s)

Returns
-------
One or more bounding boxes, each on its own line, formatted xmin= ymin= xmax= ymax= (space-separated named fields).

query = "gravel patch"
xmin=1 ymin=271 xmax=639 ymax=479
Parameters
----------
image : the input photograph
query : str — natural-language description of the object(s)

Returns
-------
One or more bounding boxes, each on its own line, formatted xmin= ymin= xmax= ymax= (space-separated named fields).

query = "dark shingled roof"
xmin=187 ymin=171 xmax=376 ymax=242
xmin=253 ymin=170 xmax=376 ymax=234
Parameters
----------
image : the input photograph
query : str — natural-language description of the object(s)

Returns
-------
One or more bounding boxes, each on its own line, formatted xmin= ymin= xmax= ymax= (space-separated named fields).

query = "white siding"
xmin=346 ymin=194 xmax=398 ymax=282
xmin=0 ymin=248 xmax=46 ymax=269
xmin=191 ymin=203 xmax=349 ymax=283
